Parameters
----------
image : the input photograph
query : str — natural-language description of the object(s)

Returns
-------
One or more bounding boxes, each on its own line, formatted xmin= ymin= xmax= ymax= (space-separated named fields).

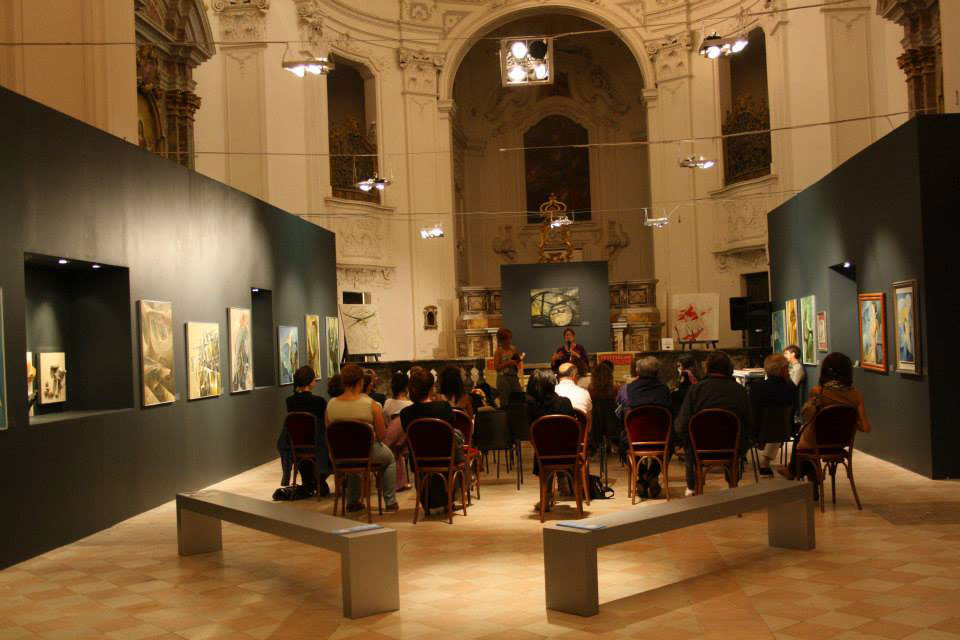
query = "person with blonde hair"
xmin=750 ymin=354 xmax=798 ymax=476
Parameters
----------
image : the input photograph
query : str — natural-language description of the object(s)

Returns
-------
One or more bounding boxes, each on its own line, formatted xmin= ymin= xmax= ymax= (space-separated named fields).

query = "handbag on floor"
xmin=588 ymin=474 xmax=614 ymax=500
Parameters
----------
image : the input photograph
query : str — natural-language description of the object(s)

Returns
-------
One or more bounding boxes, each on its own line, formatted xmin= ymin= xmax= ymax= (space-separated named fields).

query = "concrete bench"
xmin=176 ymin=490 xmax=399 ymax=619
xmin=543 ymin=479 xmax=814 ymax=616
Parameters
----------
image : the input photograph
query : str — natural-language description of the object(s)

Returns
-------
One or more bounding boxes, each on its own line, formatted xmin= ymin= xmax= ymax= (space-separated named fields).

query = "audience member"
xmin=619 ymin=355 xmax=671 ymax=498
xmin=362 ymin=368 xmax=387 ymax=406
xmin=493 ymin=328 xmax=523 ymax=405
xmin=439 ymin=366 xmax=474 ymax=419
xmin=325 ymin=364 xmax=398 ymax=513
xmin=589 ymin=361 xmax=619 ymax=450
xmin=671 ymin=354 xmax=699 ymax=416
xmin=784 ymin=345 xmax=806 ymax=420
xmin=675 ymin=351 xmax=752 ymax=496
xmin=470 ymin=358 xmax=495 ymax=408
xmin=555 ymin=362 xmax=592 ymax=416
xmin=278 ymin=366 xmax=330 ymax=495
xmin=400 ymin=368 xmax=458 ymax=438
xmin=381 ymin=372 xmax=413 ymax=492
xmin=525 ymin=368 xmax=576 ymax=510
xmin=750 ymin=354 xmax=798 ymax=476
xmin=327 ymin=374 xmax=345 ymax=398
xmin=383 ymin=371 xmax=413 ymax=420
xmin=589 ymin=360 xmax=618 ymax=403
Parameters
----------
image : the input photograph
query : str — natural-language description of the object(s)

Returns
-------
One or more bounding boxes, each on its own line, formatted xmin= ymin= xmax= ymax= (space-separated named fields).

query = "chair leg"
xmin=662 ymin=455 xmax=671 ymax=501
xmin=413 ymin=472 xmax=422 ymax=524
xmin=582 ymin=459 xmax=591 ymax=506
xmin=750 ymin=447 xmax=760 ymax=483
xmin=573 ymin=469 xmax=584 ymax=518
xmin=814 ymin=462 xmax=826 ymax=513
xmin=539 ymin=472 xmax=548 ymax=524
xmin=628 ymin=458 xmax=637 ymax=504
xmin=845 ymin=459 xmax=863 ymax=510
xmin=829 ymin=463 xmax=837 ymax=505
xmin=460 ymin=471 xmax=467 ymax=517
xmin=364 ymin=474 xmax=372 ymax=524
xmin=474 ymin=459 xmax=481 ymax=499
xmin=377 ymin=471 xmax=384 ymax=515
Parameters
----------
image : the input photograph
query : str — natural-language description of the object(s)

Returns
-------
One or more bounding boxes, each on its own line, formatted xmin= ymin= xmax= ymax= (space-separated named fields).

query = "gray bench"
xmin=543 ymin=479 xmax=815 ymax=616
xmin=176 ymin=490 xmax=399 ymax=619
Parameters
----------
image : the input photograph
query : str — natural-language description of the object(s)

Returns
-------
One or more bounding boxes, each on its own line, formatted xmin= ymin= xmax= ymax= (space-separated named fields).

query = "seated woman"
xmin=327 ymin=374 xmax=344 ymax=399
xmin=670 ymin=354 xmax=699 ymax=416
xmin=526 ymin=369 xmax=576 ymax=423
xmin=400 ymin=368 xmax=459 ymax=446
xmin=438 ymin=366 xmax=474 ymax=420
xmin=588 ymin=360 xmax=618 ymax=450
xmin=383 ymin=372 xmax=413 ymax=491
xmin=383 ymin=371 xmax=413 ymax=420
xmin=325 ymin=364 xmax=398 ymax=513
xmin=750 ymin=354 xmax=798 ymax=476
xmin=781 ymin=352 xmax=871 ymax=491
xmin=278 ymin=366 xmax=329 ymax=495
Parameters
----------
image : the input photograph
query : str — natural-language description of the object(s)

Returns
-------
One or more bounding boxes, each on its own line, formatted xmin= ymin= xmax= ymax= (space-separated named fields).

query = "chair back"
xmin=474 ymin=409 xmax=512 ymax=450
xmin=592 ymin=398 xmax=620 ymax=438
xmin=624 ymin=405 xmax=672 ymax=454
xmin=530 ymin=414 xmax=582 ymax=465
xmin=285 ymin=412 xmax=317 ymax=453
xmin=407 ymin=418 xmax=457 ymax=469
xmin=688 ymin=408 xmax=741 ymax=460
xmin=451 ymin=409 xmax=474 ymax=445
xmin=810 ymin=404 xmax=859 ymax=451
xmin=326 ymin=420 xmax=375 ymax=472
xmin=505 ymin=402 xmax=530 ymax=442
xmin=755 ymin=404 xmax=794 ymax=445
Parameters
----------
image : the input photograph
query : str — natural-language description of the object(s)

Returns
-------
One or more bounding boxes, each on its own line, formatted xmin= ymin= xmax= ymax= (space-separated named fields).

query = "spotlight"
xmin=509 ymin=41 xmax=528 ymax=59
xmin=528 ymin=39 xmax=549 ymax=59
xmin=419 ymin=225 xmax=444 ymax=239
xmin=356 ymin=174 xmax=392 ymax=192
xmin=252 ymin=288 xmax=259 ymax=293
xmin=500 ymin=37 xmax=554 ymax=86
xmin=679 ymin=155 xmax=716 ymax=170
xmin=92 ymin=264 xmax=101 ymax=269
xmin=643 ymin=208 xmax=669 ymax=229
xmin=698 ymin=32 xmax=749 ymax=59
xmin=281 ymin=43 xmax=334 ymax=77
xmin=843 ymin=261 xmax=851 ymax=269
xmin=58 ymin=258 xmax=68 ymax=265
xmin=549 ymin=216 xmax=573 ymax=229
xmin=731 ymin=36 xmax=749 ymax=53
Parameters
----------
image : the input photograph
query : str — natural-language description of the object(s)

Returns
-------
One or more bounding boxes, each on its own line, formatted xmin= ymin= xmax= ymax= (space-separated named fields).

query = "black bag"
xmin=419 ymin=475 xmax=463 ymax=511
xmin=272 ymin=485 xmax=314 ymax=501
xmin=588 ymin=474 xmax=614 ymax=500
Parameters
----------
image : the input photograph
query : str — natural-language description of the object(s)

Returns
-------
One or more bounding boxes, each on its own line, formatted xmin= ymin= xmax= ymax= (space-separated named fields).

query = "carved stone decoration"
xmin=294 ymin=0 xmax=327 ymax=55
xmin=492 ymin=225 xmax=517 ymax=261
xmin=713 ymin=246 xmax=769 ymax=272
xmin=398 ymin=48 xmax=446 ymax=96
xmin=333 ymin=215 xmax=386 ymax=261
xmin=722 ymin=95 xmax=772 ymax=185
xmin=135 ymin=0 xmax=215 ymax=168
xmin=442 ymin=11 xmax=470 ymax=34
xmin=402 ymin=0 xmax=436 ymax=22
xmin=211 ymin=0 xmax=269 ymax=42
xmin=606 ymin=221 xmax=630 ymax=259
xmin=583 ymin=65 xmax=630 ymax=116
xmin=336 ymin=264 xmax=397 ymax=290
xmin=876 ymin=0 xmax=942 ymax=115
xmin=644 ymin=32 xmax=693 ymax=83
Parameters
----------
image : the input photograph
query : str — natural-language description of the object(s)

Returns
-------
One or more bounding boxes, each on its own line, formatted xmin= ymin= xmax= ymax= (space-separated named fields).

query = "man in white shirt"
xmin=555 ymin=362 xmax=592 ymax=416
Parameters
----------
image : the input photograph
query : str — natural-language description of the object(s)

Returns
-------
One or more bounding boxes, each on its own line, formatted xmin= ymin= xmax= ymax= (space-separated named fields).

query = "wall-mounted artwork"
xmin=771 ymin=309 xmax=786 ymax=354
xmin=139 ymin=300 xmax=175 ymax=406
xmin=530 ymin=287 xmax=581 ymax=328
xmin=817 ymin=311 xmax=829 ymax=352
xmin=278 ymin=325 xmax=299 ymax=386
xmin=893 ymin=279 xmax=920 ymax=374
xmin=228 ymin=307 xmax=253 ymax=393
xmin=800 ymin=295 xmax=817 ymax=365
xmin=186 ymin=322 xmax=221 ymax=400
xmin=858 ymin=293 xmax=887 ymax=373
xmin=340 ymin=304 xmax=384 ymax=355
xmin=0 ymin=289 xmax=6 ymax=429
xmin=26 ymin=351 xmax=35 ymax=417
xmin=672 ymin=293 xmax=719 ymax=342
xmin=39 ymin=352 xmax=66 ymax=405
xmin=326 ymin=316 xmax=341 ymax=377
xmin=305 ymin=314 xmax=322 ymax=379
xmin=785 ymin=299 xmax=799 ymax=347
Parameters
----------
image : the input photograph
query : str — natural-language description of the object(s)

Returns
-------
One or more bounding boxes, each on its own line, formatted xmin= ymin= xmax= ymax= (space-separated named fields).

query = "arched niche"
xmin=327 ymin=56 xmax=380 ymax=203
xmin=522 ymin=114 xmax=591 ymax=223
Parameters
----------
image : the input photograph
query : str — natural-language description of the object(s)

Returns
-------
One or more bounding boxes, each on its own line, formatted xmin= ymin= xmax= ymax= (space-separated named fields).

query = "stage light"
xmin=500 ymin=37 xmax=554 ymax=86
xmin=356 ymin=174 xmax=392 ymax=192
xmin=92 ymin=264 xmax=101 ymax=269
xmin=509 ymin=41 xmax=528 ymax=59
xmin=58 ymin=258 xmax=68 ymax=265
xmin=281 ymin=43 xmax=334 ymax=77
xmin=419 ymin=225 xmax=444 ymax=239
xmin=252 ymin=288 xmax=259 ymax=292
xmin=699 ymin=32 xmax=749 ymax=59
xmin=549 ymin=216 xmax=573 ymax=229
xmin=731 ymin=36 xmax=749 ymax=53
xmin=843 ymin=261 xmax=851 ymax=268
xmin=679 ymin=155 xmax=716 ymax=170
xmin=643 ymin=208 xmax=669 ymax=229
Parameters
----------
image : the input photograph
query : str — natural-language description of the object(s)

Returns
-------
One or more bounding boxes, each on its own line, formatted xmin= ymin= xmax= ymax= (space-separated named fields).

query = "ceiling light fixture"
xmin=698 ymin=31 xmax=749 ymax=59
xmin=419 ymin=225 xmax=444 ymax=239
xmin=549 ymin=216 xmax=573 ymax=229
xmin=92 ymin=264 xmax=101 ymax=269
xmin=679 ymin=155 xmax=716 ymax=170
xmin=281 ymin=43 xmax=334 ymax=77
xmin=643 ymin=208 xmax=669 ymax=229
xmin=500 ymin=37 xmax=554 ymax=87
xmin=58 ymin=258 xmax=68 ymax=265
xmin=356 ymin=173 xmax=392 ymax=192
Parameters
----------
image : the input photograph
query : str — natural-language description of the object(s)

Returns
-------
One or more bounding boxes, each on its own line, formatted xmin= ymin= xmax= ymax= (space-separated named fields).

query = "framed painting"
xmin=305 ymin=314 xmax=322 ymax=379
xmin=340 ymin=304 xmax=384 ymax=356
xmin=771 ymin=309 xmax=786 ymax=354
xmin=800 ymin=295 xmax=817 ymax=365
xmin=671 ymin=292 xmax=720 ymax=342
xmin=892 ymin=279 xmax=920 ymax=374
xmin=325 ymin=316 xmax=341 ymax=377
xmin=186 ymin=322 xmax=221 ymax=400
xmin=38 ymin=352 xmax=67 ymax=405
xmin=278 ymin=325 xmax=299 ymax=386
xmin=817 ymin=311 xmax=829 ymax=352
xmin=139 ymin=300 xmax=176 ymax=406
xmin=530 ymin=287 xmax=581 ymax=328
xmin=858 ymin=293 xmax=887 ymax=373
xmin=228 ymin=307 xmax=253 ymax=393
xmin=785 ymin=299 xmax=799 ymax=347
xmin=0 ymin=289 xmax=6 ymax=429
xmin=26 ymin=351 xmax=35 ymax=417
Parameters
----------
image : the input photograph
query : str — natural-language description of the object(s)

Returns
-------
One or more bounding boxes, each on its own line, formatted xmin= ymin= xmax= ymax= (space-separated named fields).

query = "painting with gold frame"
xmin=892 ymin=279 xmax=920 ymax=374
xmin=785 ymin=299 xmax=799 ymax=347
xmin=858 ymin=292 xmax=887 ymax=373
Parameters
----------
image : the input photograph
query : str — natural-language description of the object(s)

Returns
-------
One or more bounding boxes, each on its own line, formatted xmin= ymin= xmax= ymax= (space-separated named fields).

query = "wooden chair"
xmin=688 ymin=409 xmax=742 ymax=495
xmin=624 ymin=406 xmax=673 ymax=503
xmin=407 ymin=418 xmax=467 ymax=524
xmin=573 ymin=408 xmax=591 ymax=504
xmin=284 ymin=412 xmax=320 ymax=499
xmin=326 ymin=420 xmax=383 ymax=522
xmin=530 ymin=414 xmax=584 ymax=523
xmin=794 ymin=405 xmax=862 ymax=512
xmin=752 ymin=404 xmax=795 ymax=480
xmin=452 ymin=409 xmax=480 ymax=502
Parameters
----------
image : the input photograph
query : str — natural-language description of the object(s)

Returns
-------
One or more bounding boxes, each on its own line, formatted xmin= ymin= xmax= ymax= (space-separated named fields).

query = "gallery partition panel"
xmin=0 ymin=87 xmax=338 ymax=568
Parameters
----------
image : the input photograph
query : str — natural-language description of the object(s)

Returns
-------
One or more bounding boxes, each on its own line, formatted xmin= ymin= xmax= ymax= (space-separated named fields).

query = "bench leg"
xmin=177 ymin=507 xmax=222 ymax=556
xmin=543 ymin=528 xmax=598 ymax=616
xmin=767 ymin=489 xmax=815 ymax=551
xmin=340 ymin=531 xmax=400 ymax=619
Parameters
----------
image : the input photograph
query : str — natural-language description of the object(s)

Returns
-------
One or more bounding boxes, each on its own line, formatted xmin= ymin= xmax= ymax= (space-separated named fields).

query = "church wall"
xmin=939 ymin=0 xmax=960 ymax=114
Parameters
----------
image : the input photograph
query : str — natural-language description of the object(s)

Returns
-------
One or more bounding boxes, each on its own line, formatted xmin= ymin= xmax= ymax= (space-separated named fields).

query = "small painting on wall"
xmin=530 ymin=287 xmax=581 ymax=328
xmin=800 ymin=295 xmax=817 ymax=365
xmin=228 ymin=307 xmax=253 ymax=393
xmin=186 ymin=322 xmax=221 ymax=400
xmin=326 ymin=316 xmax=341 ymax=377
xmin=39 ymin=352 xmax=66 ymax=405
xmin=817 ymin=311 xmax=829 ymax=352
xmin=892 ymin=279 xmax=920 ymax=374
xmin=305 ymin=314 xmax=322 ymax=379
xmin=278 ymin=325 xmax=299 ymax=386
xmin=785 ymin=299 xmax=799 ymax=347
xmin=771 ymin=309 xmax=786 ymax=354
xmin=26 ymin=352 xmax=35 ymax=417
xmin=858 ymin=293 xmax=887 ymax=373
xmin=672 ymin=293 xmax=719 ymax=343
xmin=139 ymin=300 xmax=176 ymax=406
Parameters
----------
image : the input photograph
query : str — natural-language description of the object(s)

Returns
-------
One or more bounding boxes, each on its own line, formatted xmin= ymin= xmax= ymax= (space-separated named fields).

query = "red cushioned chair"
xmin=795 ymin=404 xmax=862 ymax=512
xmin=530 ymin=414 xmax=584 ymax=523
xmin=326 ymin=420 xmax=383 ymax=523
xmin=407 ymin=418 xmax=467 ymax=524
xmin=625 ymin=405 xmax=673 ymax=503
xmin=688 ymin=408 xmax=741 ymax=495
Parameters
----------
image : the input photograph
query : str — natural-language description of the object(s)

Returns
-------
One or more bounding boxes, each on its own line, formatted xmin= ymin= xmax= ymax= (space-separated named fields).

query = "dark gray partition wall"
xmin=767 ymin=114 xmax=959 ymax=479
xmin=0 ymin=87 xmax=338 ymax=568
xmin=501 ymin=262 xmax=612 ymax=363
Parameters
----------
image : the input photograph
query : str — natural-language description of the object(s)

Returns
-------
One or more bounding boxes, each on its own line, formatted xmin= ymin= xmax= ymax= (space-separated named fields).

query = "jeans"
xmin=345 ymin=441 xmax=398 ymax=506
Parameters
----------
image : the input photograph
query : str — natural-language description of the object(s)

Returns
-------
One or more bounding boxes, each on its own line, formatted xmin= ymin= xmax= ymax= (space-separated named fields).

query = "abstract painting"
xmin=139 ymin=300 xmax=175 ymax=406
xmin=771 ymin=309 xmax=786 ymax=354
xmin=672 ymin=293 xmax=719 ymax=342
xmin=186 ymin=322 xmax=221 ymax=400
xmin=26 ymin=352 xmax=35 ymax=417
xmin=893 ymin=279 xmax=920 ymax=374
xmin=278 ymin=325 xmax=299 ymax=386
xmin=800 ymin=295 xmax=817 ymax=365
xmin=858 ymin=293 xmax=887 ymax=373
xmin=326 ymin=316 xmax=341 ymax=377
xmin=0 ymin=289 xmax=6 ymax=429
xmin=39 ymin=352 xmax=66 ymax=405
xmin=785 ymin=299 xmax=799 ymax=347
xmin=228 ymin=307 xmax=253 ymax=393
xmin=817 ymin=311 xmax=829 ymax=352
xmin=305 ymin=314 xmax=322 ymax=379
xmin=340 ymin=304 xmax=384 ymax=355
xmin=530 ymin=287 xmax=581 ymax=328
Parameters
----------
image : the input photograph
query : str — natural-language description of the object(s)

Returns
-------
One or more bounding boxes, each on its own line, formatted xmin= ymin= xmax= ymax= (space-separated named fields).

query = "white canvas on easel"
xmin=671 ymin=293 xmax=720 ymax=342
xmin=340 ymin=304 xmax=385 ymax=356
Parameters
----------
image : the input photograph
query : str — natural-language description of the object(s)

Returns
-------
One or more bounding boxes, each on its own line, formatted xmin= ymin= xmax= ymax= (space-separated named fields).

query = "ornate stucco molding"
xmin=644 ymin=31 xmax=693 ymax=83
xmin=294 ymin=0 xmax=327 ymax=54
xmin=211 ymin=0 xmax=270 ymax=42
xmin=713 ymin=245 xmax=769 ymax=273
xmin=337 ymin=264 xmax=397 ymax=290
xmin=398 ymin=48 xmax=446 ymax=95
xmin=876 ymin=0 xmax=942 ymax=115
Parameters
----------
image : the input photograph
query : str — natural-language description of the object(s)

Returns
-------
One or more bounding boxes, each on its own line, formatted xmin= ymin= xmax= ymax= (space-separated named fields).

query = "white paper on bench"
xmin=332 ymin=524 xmax=383 ymax=535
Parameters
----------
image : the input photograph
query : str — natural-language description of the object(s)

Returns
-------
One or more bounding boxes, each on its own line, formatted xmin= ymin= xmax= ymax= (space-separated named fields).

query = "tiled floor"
xmin=2 ymin=447 xmax=959 ymax=640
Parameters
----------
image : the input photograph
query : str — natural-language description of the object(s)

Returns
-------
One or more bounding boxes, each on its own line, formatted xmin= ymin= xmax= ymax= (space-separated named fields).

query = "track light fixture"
xmin=643 ymin=208 xmax=669 ymax=229
xmin=500 ymin=37 xmax=554 ymax=86
xmin=281 ymin=43 xmax=334 ymax=77
xmin=419 ymin=225 xmax=444 ymax=239
xmin=679 ymin=155 xmax=716 ymax=170
xmin=698 ymin=32 xmax=748 ymax=59
xmin=549 ymin=216 xmax=573 ymax=229
xmin=356 ymin=173 xmax=392 ymax=192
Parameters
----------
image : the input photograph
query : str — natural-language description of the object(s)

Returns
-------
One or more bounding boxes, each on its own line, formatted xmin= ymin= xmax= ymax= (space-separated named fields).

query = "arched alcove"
xmin=719 ymin=27 xmax=772 ymax=185
xmin=523 ymin=115 xmax=591 ymax=223
xmin=327 ymin=57 xmax=379 ymax=203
